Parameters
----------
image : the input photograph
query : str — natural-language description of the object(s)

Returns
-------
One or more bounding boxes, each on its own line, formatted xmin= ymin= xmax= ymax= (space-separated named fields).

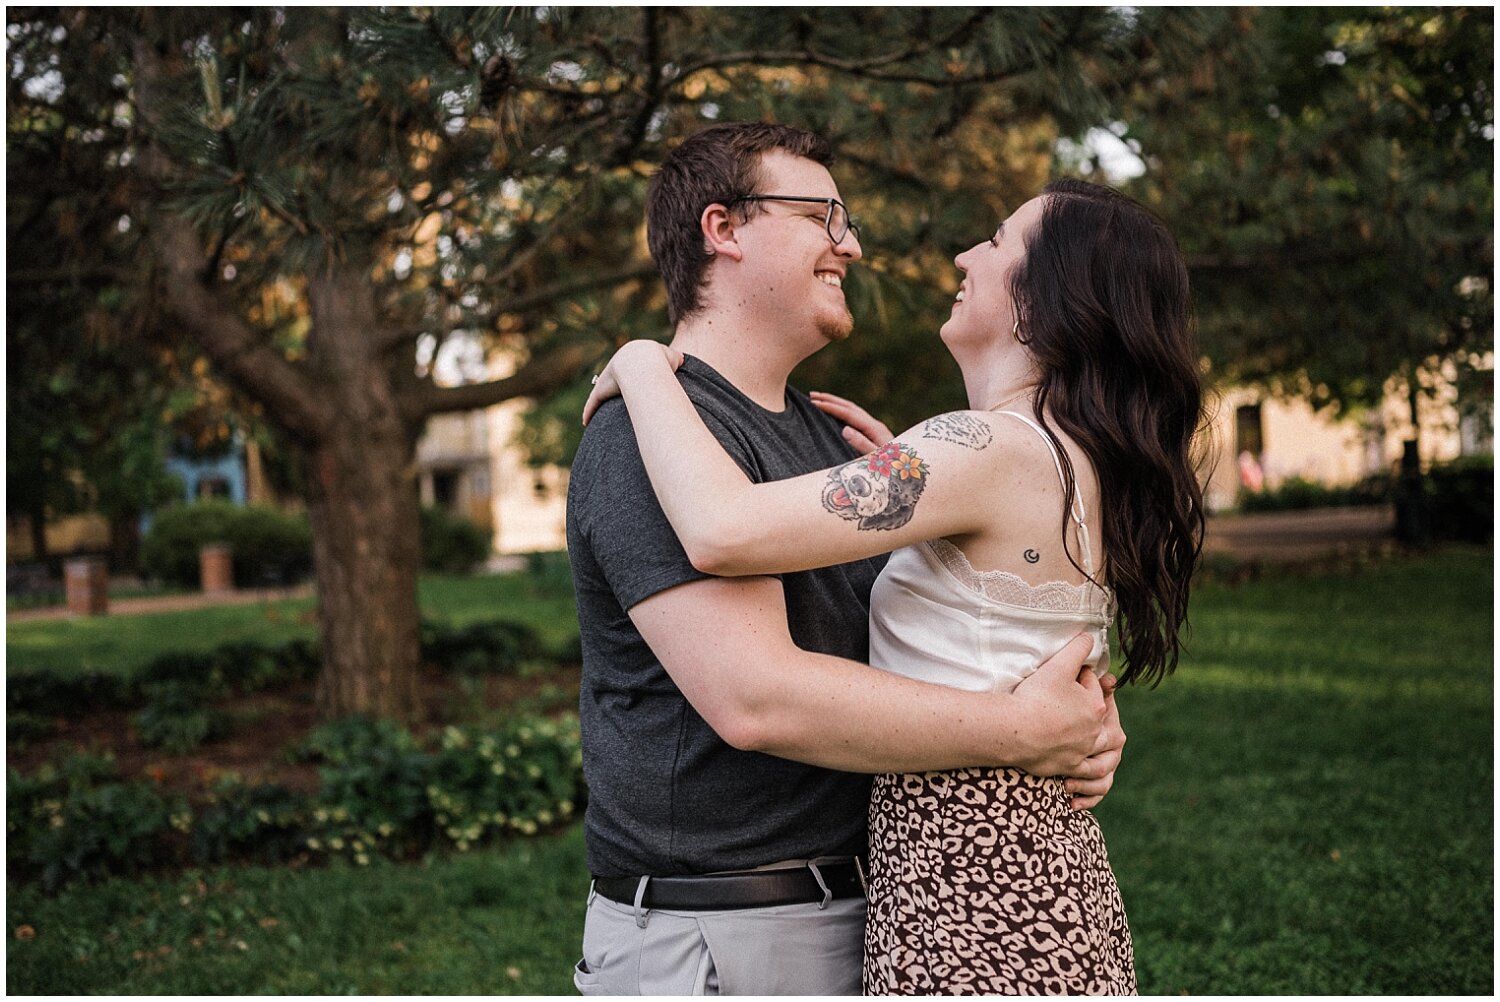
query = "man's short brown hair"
xmin=646 ymin=123 xmax=834 ymax=325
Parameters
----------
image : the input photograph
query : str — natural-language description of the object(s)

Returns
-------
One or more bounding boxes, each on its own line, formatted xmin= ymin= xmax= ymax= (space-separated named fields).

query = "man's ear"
xmin=700 ymin=203 xmax=744 ymax=262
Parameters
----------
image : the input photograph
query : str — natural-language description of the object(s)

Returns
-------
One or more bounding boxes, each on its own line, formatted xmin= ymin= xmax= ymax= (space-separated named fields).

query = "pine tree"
xmin=1123 ymin=7 xmax=1493 ymax=446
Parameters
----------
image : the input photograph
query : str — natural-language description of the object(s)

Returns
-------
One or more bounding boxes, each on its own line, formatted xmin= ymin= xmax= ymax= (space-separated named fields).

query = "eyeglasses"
xmin=727 ymin=195 xmax=861 ymax=247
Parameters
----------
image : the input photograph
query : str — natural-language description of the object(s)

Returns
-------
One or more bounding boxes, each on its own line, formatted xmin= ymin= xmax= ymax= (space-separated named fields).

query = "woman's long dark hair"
xmin=1011 ymin=178 xmax=1206 ymax=686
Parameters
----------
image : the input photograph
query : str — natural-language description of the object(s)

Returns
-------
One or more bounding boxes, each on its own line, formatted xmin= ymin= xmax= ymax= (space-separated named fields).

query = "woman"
xmin=583 ymin=178 xmax=1204 ymax=994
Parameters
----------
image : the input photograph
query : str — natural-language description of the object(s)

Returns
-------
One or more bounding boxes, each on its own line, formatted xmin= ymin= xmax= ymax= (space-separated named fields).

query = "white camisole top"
xmin=867 ymin=411 xmax=1114 ymax=694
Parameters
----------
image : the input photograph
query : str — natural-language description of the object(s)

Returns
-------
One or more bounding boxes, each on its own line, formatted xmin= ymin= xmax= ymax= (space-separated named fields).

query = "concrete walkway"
xmin=7 ymin=583 xmax=315 ymax=623
xmin=1202 ymin=504 xmax=1396 ymax=561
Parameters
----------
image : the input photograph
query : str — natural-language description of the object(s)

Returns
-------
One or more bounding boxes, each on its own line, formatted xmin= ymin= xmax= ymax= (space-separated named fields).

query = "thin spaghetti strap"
xmin=994 ymin=410 xmax=1097 ymax=577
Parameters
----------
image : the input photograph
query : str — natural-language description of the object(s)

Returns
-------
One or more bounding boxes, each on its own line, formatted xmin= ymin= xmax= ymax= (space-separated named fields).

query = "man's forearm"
xmin=632 ymin=578 xmax=1109 ymax=781
xmin=725 ymin=647 xmax=1100 ymax=776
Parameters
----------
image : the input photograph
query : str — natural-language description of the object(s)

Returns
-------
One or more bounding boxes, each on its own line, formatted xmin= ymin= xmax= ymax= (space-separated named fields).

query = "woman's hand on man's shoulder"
xmin=582 ymin=340 xmax=684 ymax=426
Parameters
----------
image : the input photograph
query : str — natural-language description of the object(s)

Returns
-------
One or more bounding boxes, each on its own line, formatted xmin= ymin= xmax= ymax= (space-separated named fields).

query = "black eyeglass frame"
xmin=725 ymin=195 xmax=861 ymax=246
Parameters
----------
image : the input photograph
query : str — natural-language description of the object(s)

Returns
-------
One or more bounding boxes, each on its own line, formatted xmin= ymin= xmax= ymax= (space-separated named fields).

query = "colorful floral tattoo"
xmin=821 ymin=441 xmax=930 ymax=531
xmin=920 ymin=412 xmax=994 ymax=451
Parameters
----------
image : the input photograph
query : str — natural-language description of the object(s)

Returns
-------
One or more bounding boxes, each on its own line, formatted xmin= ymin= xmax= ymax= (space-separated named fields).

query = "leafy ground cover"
xmin=7 ymin=546 xmax=1493 ymax=993
xmin=6 ymin=565 xmax=584 ymax=805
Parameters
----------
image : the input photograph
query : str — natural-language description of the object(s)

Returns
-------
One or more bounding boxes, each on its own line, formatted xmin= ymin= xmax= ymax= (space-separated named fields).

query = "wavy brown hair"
xmin=1010 ymin=178 xmax=1206 ymax=686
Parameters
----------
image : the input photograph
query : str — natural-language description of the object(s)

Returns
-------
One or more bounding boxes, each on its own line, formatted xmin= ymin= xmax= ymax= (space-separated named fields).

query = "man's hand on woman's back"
xmin=1067 ymin=680 xmax=1124 ymax=811
xmin=1004 ymin=634 xmax=1125 ymax=807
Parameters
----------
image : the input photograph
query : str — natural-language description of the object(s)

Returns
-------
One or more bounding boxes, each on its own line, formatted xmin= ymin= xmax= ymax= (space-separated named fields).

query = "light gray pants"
xmin=574 ymin=884 xmax=866 ymax=995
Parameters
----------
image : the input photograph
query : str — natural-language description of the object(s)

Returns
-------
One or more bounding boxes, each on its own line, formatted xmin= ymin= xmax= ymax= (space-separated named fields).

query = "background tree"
xmin=1122 ymin=7 xmax=1493 ymax=449
xmin=517 ymin=7 xmax=1235 ymax=457
xmin=9 ymin=7 xmax=1222 ymax=722
xmin=6 ymin=22 xmax=181 ymax=570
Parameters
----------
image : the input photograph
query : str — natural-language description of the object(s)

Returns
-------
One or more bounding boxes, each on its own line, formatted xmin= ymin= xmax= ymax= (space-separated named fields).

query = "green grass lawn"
xmin=1105 ymin=545 xmax=1493 ymax=994
xmin=6 ymin=546 xmax=1493 ymax=993
xmin=5 ymin=568 xmax=581 ymax=677
xmin=6 ymin=828 xmax=589 ymax=994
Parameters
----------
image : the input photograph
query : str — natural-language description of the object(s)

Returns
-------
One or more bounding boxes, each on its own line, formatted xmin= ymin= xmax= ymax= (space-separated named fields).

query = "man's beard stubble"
xmin=820 ymin=305 xmax=855 ymax=342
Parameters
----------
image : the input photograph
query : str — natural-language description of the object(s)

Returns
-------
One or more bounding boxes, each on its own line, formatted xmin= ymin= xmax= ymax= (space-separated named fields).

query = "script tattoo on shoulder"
xmin=920 ymin=413 xmax=994 ymax=451
xmin=820 ymin=441 xmax=930 ymax=531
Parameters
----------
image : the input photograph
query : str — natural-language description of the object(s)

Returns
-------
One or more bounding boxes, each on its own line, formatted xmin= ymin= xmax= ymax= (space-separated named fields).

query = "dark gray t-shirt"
xmin=567 ymin=355 xmax=886 ymax=878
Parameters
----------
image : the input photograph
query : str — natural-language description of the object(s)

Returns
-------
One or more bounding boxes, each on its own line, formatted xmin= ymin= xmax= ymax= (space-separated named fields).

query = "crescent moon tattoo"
xmin=1023 ymin=549 xmax=1040 ymax=564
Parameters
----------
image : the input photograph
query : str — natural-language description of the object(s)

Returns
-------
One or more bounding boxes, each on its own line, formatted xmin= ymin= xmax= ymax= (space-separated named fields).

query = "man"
xmin=566 ymin=123 xmax=1124 ymax=995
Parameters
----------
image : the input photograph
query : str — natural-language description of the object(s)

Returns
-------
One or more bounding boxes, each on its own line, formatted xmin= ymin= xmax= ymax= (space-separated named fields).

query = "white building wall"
xmin=486 ymin=397 xmax=568 ymax=554
xmin=1201 ymin=374 xmax=1471 ymax=512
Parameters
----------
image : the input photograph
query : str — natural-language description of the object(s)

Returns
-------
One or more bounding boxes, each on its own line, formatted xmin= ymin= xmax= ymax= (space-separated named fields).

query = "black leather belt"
xmin=593 ymin=859 xmax=867 ymax=911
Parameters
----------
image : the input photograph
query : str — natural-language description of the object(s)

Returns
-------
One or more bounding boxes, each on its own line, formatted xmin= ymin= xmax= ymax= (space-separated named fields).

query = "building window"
xmin=1235 ymin=404 xmax=1264 ymax=458
xmin=198 ymin=477 xmax=231 ymax=500
xmin=432 ymin=470 xmax=460 ymax=510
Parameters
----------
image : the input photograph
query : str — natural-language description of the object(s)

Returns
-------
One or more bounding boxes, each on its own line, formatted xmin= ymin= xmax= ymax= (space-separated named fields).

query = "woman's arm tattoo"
xmin=820 ymin=441 xmax=930 ymax=531
xmin=920 ymin=413 xmax=993 ymax=450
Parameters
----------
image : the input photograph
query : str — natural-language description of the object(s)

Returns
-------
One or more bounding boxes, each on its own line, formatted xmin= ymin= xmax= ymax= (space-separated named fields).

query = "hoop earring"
xmin=1012 ymin=317 xmax=1030 ymax=346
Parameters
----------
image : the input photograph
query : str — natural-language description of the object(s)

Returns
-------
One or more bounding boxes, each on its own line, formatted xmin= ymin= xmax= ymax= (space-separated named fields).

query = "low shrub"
xmin=273 ymin=637 xmax=322 ymax=681
xmin=427 ymin=717 xmax=581 ymax=851
xmin=7 ymin=754 xmax=187 ymax=892
xmin=137 ymin=651 xmax=231 ymax=700
xmin=302 ymin=717 xmax=433 ymax=852
xmin=5 ymin=670 xmax=134 ymax=718
xmin=514 ymin=682 xmax=580 ymax=716
xmin=293 ymin=714 xmax=417 ymax=768
xmin=1239 ymin=473 xmax=1394 ymax=513
xmin=9 ymin=712 xmax=586 ymax=890
xmin=300 ymin=716 xmax=585 ymax=863
xmin=1426 ymin=454 xmax=1492 ymax=542
xmin=207 ymin=640 xmax=283 ymax=691
xmin=296 ymin=714 xmax=583 ymax=863
xmin=189 ymin=778 xmax=308 ymax=865
xmin=11 ymin=750 xmax=121 ymax=794
xmin=7 ymin=637 xmax=323 ymax=731
xmin=422 ymin=619 xmax=544 ymax=675
xmin=7 ymin=624 xmax=557 ymax=759
xmin=420 ymin=506 xmax=493 ymax=575
xmin=186 ymin=638 xmax=319 ymax=693
xmin=134 ymin=693 xmax=233 ymax=754
xmin=546 ymin=631 xmax=584 ymax=666
xmin=230 ymin=504 xmax=316 ymax=584
xmin=6 ymin=711 xmax=57 ymax=747
xmin=141 ymin=501 xmax=312 ymax=587
xmin=131 ymin=650 xmax=240 ymax=753
xmin=141 ymin=502 xmax=235 ymax=585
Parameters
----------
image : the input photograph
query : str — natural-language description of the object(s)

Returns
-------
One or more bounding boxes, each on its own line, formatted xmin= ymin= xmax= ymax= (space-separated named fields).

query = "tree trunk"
xmin=1407 ymin=377 xmax=1423 ymax=459
xmin=305 ymin=429 xmax=425 ymax=723
xmin=27 ymin=497 xmax=49 ymax=565
xmin=107 ymin=512 xmax=142 ymax=574
xmin=301 ymin=265 xmax=426 ymax=724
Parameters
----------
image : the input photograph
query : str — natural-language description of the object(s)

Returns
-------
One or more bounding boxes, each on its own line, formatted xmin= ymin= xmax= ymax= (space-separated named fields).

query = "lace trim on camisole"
xmin=925 ymin=537 xmax=1111 ymax=616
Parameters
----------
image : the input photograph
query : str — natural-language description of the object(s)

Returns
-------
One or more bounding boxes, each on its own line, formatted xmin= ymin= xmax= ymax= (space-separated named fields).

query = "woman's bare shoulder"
xmin=905 ymin=410 xmax=1062 ymax=468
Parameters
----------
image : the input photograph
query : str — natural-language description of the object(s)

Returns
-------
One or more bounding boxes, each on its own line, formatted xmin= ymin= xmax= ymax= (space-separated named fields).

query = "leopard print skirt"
xmin=863 ymin=767 xmax=1136 ymax=995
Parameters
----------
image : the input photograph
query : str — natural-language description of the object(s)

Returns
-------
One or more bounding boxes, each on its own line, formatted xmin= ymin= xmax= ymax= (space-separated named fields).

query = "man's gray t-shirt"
xmin=567 ymin=355 xmax=886 ymax=878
